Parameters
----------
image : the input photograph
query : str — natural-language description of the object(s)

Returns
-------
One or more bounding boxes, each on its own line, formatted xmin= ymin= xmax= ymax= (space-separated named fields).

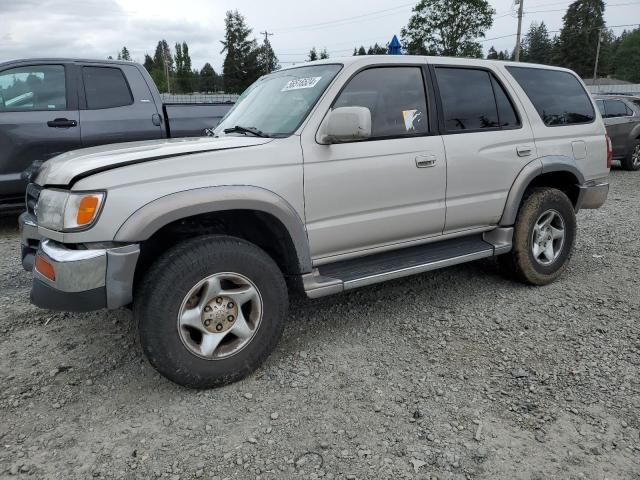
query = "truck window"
xmin=0 ymin=65 xmax=66 ymax=111
xmin=596 ymin=100 xmax=606 ymax=116
xmin=435 ymin=67 xmax=519 ymax=131
xmin=506 ymin=66 xmax=595 ymax=126
xmin=603 ymin=100 xmax=631 ymax=118
xmin=83 ymin=66 xmax=133 ymax=109
xmin=334 ymin=67 xmax=428 ymax=137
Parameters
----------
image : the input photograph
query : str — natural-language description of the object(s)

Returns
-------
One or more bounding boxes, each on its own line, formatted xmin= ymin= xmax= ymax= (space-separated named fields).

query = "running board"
xmin=303 ymin=229 xmax=512 ymax=298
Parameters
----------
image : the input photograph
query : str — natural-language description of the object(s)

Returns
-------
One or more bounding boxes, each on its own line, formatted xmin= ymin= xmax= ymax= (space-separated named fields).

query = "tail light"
xmin=606 ymin=134 xmax=613 ymax=169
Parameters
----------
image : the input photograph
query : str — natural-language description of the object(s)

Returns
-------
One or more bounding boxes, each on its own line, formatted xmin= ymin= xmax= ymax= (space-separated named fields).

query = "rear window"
xmin=83 ymin=66 xmax=133 ymax=109
xmin=506 ymin=66 xmax=595 ymax=126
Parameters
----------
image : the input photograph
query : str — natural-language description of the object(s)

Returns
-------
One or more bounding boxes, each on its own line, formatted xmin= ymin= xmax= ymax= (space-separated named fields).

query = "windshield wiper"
xmin=223 ymin=125 xmax=269 ymax=138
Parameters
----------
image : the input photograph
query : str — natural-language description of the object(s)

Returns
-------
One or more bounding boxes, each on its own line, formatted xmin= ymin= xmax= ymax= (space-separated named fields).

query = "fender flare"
xmin=499 ymin=155 xmax=584 ymax=226
xmin=114 ymin=185 xmax=312 ymax=273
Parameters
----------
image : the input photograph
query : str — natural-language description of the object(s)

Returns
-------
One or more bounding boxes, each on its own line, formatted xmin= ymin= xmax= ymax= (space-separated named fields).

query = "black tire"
xmin=134 ymin=235 xmax=288 ymax=388
xmin=620 ymin=140 xmax=640 ymax=171
xmin=498 ymin=188 xmax=576 ymax=286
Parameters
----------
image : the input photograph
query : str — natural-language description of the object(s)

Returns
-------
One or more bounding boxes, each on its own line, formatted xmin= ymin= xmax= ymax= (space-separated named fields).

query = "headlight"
xmin=37 ymin=189 xmax=105 ymax=232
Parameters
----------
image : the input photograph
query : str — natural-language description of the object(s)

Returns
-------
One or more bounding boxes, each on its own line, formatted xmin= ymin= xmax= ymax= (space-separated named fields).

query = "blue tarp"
xmin=388 ymin=35 xmax=402 ymax=55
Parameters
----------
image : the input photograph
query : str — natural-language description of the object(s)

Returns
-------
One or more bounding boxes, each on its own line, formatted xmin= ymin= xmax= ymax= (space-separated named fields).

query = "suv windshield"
xmin=214 ymin=64 xmax=342 ymax=137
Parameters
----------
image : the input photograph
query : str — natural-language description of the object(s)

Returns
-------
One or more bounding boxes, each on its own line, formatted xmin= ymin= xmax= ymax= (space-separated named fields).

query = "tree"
xmin=258 ymin=37 xmax=279 ymax=73
xmin=220 ymin=10 xmax=261 ymax=93
xmin=357 ymin=46 xmax=367 ymax=55
xmin=486 ymin=46 xmax=499 ymax=59
xmin=319 ymin=48 xmax=329 ymax=59
xmin=143 ymin=54 xmax=154 ymax=73
xmin=353 ymin=48 xmax=358 ymax=56
xmin=150 ymin=40 xmax=174 ymax=93
xmin=611 ymin=28 xmax=640 ymax=82
xmin=199 ymin=63 xmax=219 ymax=92
xmin=521 ymin=22 xmax=553 ymax=64
xmin=497 ymin=50 xmax=508 ymax=61
xmin=308 ymin=47 xmax=318 ymax=61
xmin=117 ymin=46 xmax=131 ymax=61
xmin=556 ymin=0 xmax=606 ymax=77
xmin=174 ymin=42 xmax=193 ymax=93
xmin=401 ymin=0 xmax=494 ymax=57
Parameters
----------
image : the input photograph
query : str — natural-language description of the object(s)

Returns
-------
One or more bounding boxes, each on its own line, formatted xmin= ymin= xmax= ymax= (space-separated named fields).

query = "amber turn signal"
xmin=76 ymin=195 xmax=101 ymax=225
xmin=35 ymin=255 xmax=56 ymax=281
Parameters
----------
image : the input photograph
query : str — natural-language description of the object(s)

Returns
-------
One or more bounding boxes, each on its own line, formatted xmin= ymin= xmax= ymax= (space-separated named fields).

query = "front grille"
xmin=25 ymin=183 xmax=41 ymax=215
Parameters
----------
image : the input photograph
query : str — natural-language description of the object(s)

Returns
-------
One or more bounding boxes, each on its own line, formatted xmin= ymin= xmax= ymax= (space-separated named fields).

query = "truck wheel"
xmin=621 ymin=141 xmax=640 ymax=171
xmin=498 ymin=188 xmax=576 ymax=286
xmin=134 ymin=235 xmax=288 ymax=388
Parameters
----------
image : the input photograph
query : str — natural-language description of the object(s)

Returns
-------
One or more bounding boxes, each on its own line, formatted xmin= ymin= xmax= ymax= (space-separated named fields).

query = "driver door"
xmin=301 ymin=65 xmax=447 ymax=262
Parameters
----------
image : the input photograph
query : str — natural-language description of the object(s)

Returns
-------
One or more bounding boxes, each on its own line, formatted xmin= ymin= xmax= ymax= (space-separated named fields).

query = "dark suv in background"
xmin=594 ymin=95 xmax=640 ymax=171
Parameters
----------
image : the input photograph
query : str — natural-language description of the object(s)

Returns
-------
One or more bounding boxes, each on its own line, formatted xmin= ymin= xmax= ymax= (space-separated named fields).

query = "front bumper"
xmin=575 ymin=181 xmax=609 ymax=210
xmin=19 ymin=213 xmax=140 ymax=312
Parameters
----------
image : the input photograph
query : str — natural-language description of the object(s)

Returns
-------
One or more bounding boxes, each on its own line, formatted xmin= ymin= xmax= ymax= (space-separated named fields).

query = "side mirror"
xmin=321 ymin=106 xmax=372 ymax=143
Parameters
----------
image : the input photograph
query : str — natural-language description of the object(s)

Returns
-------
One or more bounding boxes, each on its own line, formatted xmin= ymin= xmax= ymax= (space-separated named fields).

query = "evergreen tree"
xmin=199 ymin=63 xmax=218 ymax=92
xmin=151 ymin=40 xmax=173 ymax=93
xmin=357 ymin=46 xmax=367 ymax=55
xmin=611 ymin=28 xmax=640 ymax=82
xmin=319 ymin=48 xmax=329 ymax=59
xmin=220 ymin=10 xmax=261 ymax=93
xmin=497 ymin=50 xmax=508 ymax=60
xmin=523 ymin=22 xmax=553 ymax=64
xmin=486 ymin=46 xmax=499 ymax=59
xmin=308 ymin=47 xmax=318 ymax=61
xmin=370 ymin=43 xmax=387 ymax=54
xmin=174 ymin=42 xmax=193 ymax=93
xmin=353 ymin=48 xmax=358 ymax=56
xmin=143 ymin=54 xmax=154 ymax=73
xmin=401 ymin=0 xmax=494 ymax=57
xmin=120 ymin=46 xmax=131 ymax=61
xmin=557 ymin=0 xmax=606 ymax=77
xmin=258 ymin=37 xmax=279 ymax=73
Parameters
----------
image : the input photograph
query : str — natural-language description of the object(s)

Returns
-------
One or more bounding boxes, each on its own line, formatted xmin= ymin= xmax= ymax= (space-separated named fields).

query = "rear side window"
xmin=334 ymin=67 xmax=428 ymax=138
xmin=83 ymin=66 xmax=133 ymax=109
xmin=596 ymin=100 xmax=605 ymax=116
xmin=0 ymin=65 xmax=66 ymax=111
xmin=603 ymin=100 xmax=630 ymax=118
xmin=435 ymin=67 xmax=520 ymax=131
xmin=506 ymin=66 xmax=594 ymax=126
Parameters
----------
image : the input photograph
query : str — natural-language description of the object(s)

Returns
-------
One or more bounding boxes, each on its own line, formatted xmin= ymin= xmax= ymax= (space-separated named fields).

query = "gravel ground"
xmin=1 ymin=169 xmax=639 ymax=480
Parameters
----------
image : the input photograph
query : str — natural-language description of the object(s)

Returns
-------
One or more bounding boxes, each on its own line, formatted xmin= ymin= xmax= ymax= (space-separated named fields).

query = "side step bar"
xmin=303 ymin=228 xmax=513 ymax=299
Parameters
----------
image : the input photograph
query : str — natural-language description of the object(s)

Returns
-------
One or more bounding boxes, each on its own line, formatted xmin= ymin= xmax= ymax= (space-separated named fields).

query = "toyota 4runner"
xmin=19 ymin=56 xmax=610 ymax=388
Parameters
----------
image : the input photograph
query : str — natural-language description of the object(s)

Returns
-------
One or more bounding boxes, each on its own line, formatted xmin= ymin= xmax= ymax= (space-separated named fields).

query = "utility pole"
xmin=593 ymin=28 xmax=603 ymax=86
xmin=260 ymin=30 xmax=274 ymax=74
xmin=514 ymin=0 xmax=525 ymax=62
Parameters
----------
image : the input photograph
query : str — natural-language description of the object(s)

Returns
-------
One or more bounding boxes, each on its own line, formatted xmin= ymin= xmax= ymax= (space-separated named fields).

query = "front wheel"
xmin=621 ymin=141 xmax=640 ymax=171
xmin=134 ymin=235 xmax=288 ymax=388
xmin=498 ymin=188 xmax=576 ymax=286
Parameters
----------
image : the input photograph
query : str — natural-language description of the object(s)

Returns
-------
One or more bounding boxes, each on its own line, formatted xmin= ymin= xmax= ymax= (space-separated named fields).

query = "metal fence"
xmin=160 ymin=93 xmax=239 ymax=104
xmin=587 ymin=84 xmax=640 ymax=96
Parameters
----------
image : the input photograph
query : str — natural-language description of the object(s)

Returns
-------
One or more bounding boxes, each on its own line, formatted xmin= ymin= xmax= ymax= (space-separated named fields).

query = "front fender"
xmin=114 ymin=185 xmax=312 ymax=272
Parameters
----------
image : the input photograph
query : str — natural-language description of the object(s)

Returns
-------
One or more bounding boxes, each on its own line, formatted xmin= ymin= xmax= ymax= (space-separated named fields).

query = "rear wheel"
xmin=498 ymin=188 xmax=576 ymax=285
xmin=620 ymin=141 xmax=640 ymax=171
xmin=134 ymin=235 xmax=288 ymax=388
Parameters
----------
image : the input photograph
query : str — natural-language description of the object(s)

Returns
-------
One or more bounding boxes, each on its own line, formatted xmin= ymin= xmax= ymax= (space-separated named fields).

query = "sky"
xmin=1 ymin=0 xmax=639 ymax=72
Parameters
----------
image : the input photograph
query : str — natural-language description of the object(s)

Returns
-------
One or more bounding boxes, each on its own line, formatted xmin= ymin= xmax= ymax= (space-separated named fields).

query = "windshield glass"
xmin=214 ymin=64 xmax=342 ymax=137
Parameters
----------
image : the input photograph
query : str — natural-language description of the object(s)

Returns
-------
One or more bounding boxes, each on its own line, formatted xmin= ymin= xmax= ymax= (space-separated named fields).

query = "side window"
xmin=435 ymin=68 xmax=520 ymax=131
xmin=625 ymin=103 xmax=634 ymax=116
xmin=0 ymin=65 xmax=66 ymax=111
xmin=333 ymin=67 xmax=428 ymax=138
xmin=596 ymin=100 xmax=606 ymax=116
xmin=604 ymin=100 xmax=628 ymax=118
xmin=83 ymin=67 xmax=133 ymax=109
xmin=506 ymin=66 xmax=595 ymax=126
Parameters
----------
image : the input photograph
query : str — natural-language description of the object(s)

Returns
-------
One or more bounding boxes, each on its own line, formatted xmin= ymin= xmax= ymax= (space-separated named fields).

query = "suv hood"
xmin=36 ymin=136 xmax=272 ymax=186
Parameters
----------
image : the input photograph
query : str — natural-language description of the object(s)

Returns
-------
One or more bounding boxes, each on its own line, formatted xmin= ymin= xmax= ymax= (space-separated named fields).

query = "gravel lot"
xmin=1 ymin=169 xmax=639 ymax=480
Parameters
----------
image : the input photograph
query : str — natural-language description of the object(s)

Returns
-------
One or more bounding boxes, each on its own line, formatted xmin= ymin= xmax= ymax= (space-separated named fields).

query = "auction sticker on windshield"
xmin=281 ymin=77 xmax=322 ymax=91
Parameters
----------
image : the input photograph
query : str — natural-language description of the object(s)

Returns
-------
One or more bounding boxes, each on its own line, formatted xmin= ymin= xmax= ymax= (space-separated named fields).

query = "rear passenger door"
xmin=79 ymin=63 xmax=163 ymax=148
xmin=0 ymin=63 xmax=80 ymax=197
xmin=431 ymin=65 xmax=536 ymax=232
xmin=602 ymin=99 xmax=634 ymax=157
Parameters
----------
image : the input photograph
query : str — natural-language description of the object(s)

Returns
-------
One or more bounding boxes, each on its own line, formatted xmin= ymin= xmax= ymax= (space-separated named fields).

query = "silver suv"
xmin=19 ymin=56 xmax=610 ymax=388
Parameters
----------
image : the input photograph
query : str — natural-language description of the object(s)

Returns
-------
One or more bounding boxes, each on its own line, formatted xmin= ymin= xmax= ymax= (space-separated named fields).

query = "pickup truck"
xmin=19 ymin=56 xmax=610 ymax=388
xmin=0 ymin=58 xmax=233 ymax=211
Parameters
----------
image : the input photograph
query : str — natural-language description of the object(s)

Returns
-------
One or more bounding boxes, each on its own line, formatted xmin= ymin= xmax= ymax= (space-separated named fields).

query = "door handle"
xmin=415 ymin=154 xmax=437 ymax=168
xmin=152 ymin=113 xmax=162 ymax=126
xmin=47 ymin=118 xmax=77 ymax=128
xmin=516 ymin=145 xmax=533 ymax=157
